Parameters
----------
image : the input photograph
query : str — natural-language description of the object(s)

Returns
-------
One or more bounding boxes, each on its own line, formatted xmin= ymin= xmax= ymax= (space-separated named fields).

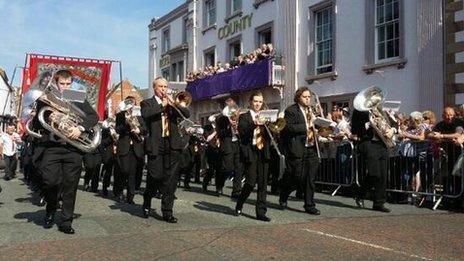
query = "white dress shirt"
xmin=154 ymin=95 xmax=168 ymax=138
xmin=1 ymin=132 xmax=20 ymax=156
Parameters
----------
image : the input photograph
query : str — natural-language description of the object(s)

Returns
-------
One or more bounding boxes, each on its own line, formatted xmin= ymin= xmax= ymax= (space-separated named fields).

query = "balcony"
xmin=186 ymin=58 xmax=284 ymax=101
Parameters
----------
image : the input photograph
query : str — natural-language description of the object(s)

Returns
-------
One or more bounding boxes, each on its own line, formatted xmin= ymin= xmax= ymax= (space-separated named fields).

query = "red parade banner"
xmin=22 ymin=53 xmax=113 ymax=120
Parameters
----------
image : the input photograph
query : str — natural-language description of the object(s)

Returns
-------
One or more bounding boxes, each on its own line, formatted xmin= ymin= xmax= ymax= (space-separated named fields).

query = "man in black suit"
xmin=31 ymin=69 xmax=99 ymax=234
xmin=100 ymin=116 xmax=118 ymax=197
xmin=83 ymin=150 xmax=102 ymax=193
xmin=116 ymin=96 xmax=147 ymax=204
xmin=141 ymin=77 xmax=190 ymax=223
xmin=234 ymin=91 xmax=271 ymax=222
xmin=351 ymin=105 xmax=395 ymax=213
xmin=279 ymin=87 xmax=321 ymax=215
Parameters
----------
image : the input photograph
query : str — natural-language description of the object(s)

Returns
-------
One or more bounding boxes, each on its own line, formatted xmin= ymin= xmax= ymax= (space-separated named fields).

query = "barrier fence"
xmin=314 ymin=140 xmax=464 ymax=209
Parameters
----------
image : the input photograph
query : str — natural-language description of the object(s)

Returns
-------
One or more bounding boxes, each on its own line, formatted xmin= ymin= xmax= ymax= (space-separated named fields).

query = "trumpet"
xmin=165 ymin=89 xmax=203 ymax=138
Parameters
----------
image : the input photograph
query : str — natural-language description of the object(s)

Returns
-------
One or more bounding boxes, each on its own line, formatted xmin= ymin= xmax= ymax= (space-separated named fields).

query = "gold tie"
xmin=255 ymin=126 xmax=264 ymax=150
xmin=305 ymin=108 xmax=314 ymax=144
xmin=162 ymin=109 xmax=170 ymax=137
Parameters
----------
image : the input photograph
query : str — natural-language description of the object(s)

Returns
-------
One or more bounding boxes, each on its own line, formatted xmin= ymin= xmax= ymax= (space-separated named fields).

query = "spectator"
xmin=0 ymin=123 xmax=21 ymax=181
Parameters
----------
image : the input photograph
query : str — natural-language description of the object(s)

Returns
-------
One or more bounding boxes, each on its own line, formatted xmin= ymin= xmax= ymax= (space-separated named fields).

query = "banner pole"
xmin=119 ymin=61 xmax=123 ymax=100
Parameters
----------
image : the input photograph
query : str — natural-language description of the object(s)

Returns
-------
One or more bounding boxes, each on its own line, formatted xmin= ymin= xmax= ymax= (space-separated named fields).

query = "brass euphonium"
xmin=21 ymin=71 xmax=101 ymax=153
xmin=353 ymin=86 xmax=397 ymax=148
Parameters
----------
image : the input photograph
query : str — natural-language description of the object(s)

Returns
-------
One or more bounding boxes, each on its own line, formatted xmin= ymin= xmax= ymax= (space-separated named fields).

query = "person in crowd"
xmin=0 ymin=123 xmax=21 ymax=181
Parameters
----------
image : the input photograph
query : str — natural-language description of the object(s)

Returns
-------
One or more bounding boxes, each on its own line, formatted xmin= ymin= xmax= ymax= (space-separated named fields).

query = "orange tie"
xmin=305 ymin=108 xmax=314 ymax=144
xmin=255 ymin=126 xmax=264 ymax=150
xmin=162 ymin=108 xmax=170 ymax=137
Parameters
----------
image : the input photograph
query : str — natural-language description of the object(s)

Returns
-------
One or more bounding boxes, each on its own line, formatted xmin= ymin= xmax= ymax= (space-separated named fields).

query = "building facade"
xmin=149 ymin=0 xmax=452 ymax=122
xmin=0 ymin=68 xmax=17 ymax=129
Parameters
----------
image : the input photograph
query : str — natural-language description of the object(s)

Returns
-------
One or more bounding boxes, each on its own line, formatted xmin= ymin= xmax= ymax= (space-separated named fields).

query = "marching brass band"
xmin=21 ymin=69 xmax=451 ymax=234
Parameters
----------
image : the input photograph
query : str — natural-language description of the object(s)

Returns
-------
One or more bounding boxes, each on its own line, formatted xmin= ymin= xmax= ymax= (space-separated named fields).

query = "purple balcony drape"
xmin=186 ymin=58 xmax=272 ymax=101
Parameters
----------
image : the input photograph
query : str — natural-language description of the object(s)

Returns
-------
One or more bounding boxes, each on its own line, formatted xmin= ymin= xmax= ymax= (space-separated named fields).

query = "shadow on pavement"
xmin=109 ymin=201 xmax=167 ymax=221
xmin=14 ymin=209 xmax=47 ymax=227
xmin=193 ymin=201 xmax=236 ymax=216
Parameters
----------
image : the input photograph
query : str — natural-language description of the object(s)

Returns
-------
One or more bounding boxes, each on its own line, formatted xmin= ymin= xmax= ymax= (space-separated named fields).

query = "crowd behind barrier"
xmin=316 ymin=122 xmax=464 ymax=209
xmin=186 ymin=43 xmax=276 ymax=83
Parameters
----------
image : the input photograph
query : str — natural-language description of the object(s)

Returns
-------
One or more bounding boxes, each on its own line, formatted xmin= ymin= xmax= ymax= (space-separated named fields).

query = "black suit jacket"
xmin=32 ymin=99 xmax=99 ymax=164
xmin=238 ymin=111 xmax=270 ymax=163
xmin=281 ymin=103 xmax=310 ymax=159
xmin=99 ymin=128 xmax=116 ymax=162
xmin=141 ymin=96 xmax=190 ymax=156
xmin=115 ymin=111 xmax=147 ymax=158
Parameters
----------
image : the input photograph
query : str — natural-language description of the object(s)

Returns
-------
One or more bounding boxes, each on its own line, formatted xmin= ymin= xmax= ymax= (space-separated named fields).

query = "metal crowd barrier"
xmin=315 ymin=140 xmax=357 ymax=196
xmin=314 ymin=140 xmax=464 ymax=210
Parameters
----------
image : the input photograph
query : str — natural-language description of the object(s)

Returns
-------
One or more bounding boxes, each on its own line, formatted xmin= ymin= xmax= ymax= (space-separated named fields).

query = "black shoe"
xmin=231 ymin=193 xmax=239 ymax=200
xmin=38 ymin=197 xmax=46 ymax=206
xmin=4 ymin=176 xmax=11 ymax=181
xmin=163 ymin=216 xmax=178 ymax=223
xmin=279 ymin=200 xmax=287 ymax=210
xmin=234 ymin=206 xmax=242 ymax=216
xmin=43 ymin=213 xmax=55 ymax=229
xmin=126 ymin=195 xmax=135 ymax=204
xmin=355 ymin=198 xmax=365 ymax=208
xmin=305 ymin=207 xmax=321 ymax=215
xmin=257 ymin=215 xmax=271 ymax=222
xmin=142 ymin=207 xmax=150 ymax=219
xmin=58 ymin=225 xmax=75 ymax=234
xmin=373 ymin=205 xmax=391 ymax=213
xmin=102 ymin=189 xmax=109 ymax=197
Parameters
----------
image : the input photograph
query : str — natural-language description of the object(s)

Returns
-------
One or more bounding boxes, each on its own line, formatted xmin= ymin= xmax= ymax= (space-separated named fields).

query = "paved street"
xmin=0 ymin=176 xmax=463 ymax=260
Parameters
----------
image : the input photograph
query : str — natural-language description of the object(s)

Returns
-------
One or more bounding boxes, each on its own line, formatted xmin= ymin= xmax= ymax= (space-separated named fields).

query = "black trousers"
xmin=3 ymin=155 xmax=17 ymax=179
xmin=102 ymin=155 xmax=116 ymax=191
xmin=357 ymin=140 xmax=388 ymax=206
xmin=83 ymin=153 xmax=102 ymax=191
xmin=280 ymin=146 xmax=319 ymax=210
xmin=38 ymin=147 xmax=83 ymax=227
xmin=135 ymin=156 xmax=144 ymax=191
xmin=231 ymin=141 xmax=243 ymax=195
xmin=118 ymin=147 xmax=139 ymax=199
xmin=236 ymin=148 xmax=269 ymax=217
xmin=143 ymin=138 xmax=181 ymax=217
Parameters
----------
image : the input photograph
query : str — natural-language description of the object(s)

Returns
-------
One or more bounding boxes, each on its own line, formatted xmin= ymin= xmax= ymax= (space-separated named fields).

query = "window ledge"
xmin=362 ymin=57 xmax=407 ymax=74
xmin=253 ymin=0 xmax=273 ymax=9
xmin=225 ymin=10 xmax=243 ymax=23
xmin=305 ymin=71 xmax=338 ymax=84
xmin=201 ymin=24 xmax=217 ymax=35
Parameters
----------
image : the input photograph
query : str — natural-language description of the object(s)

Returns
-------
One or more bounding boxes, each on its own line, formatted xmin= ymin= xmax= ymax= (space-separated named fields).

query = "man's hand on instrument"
xmin=162 ymin=96 xmax=169 ymax=107
xmin=385 ymin=128 xmax=394 ymax=139
xmin=67 ymin=126 xmax=81 ymax=140
xmin=132 ymin=127 xmax=140 ymax=134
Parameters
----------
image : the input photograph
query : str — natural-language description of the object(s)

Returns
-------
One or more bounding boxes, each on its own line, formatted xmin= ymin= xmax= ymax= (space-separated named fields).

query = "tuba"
xmin=353 ymin=86 xmax=397 ymax=148
xmin=22 ymin=71 xmax=101 ymax=153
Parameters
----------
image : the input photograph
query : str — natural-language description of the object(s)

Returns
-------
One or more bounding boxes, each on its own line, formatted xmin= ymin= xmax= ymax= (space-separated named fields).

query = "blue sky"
xmin=0 ymin=0 xmax=185 ymax=89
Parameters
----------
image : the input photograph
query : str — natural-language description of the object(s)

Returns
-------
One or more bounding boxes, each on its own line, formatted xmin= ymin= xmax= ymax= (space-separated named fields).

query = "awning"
xmin=186 ymin=58 xmax=272 ymax=101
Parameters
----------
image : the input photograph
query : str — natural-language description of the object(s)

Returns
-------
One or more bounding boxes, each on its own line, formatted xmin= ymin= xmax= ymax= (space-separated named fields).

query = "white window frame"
xmin=227 ymin=35 xmax=243 ymax=62
xmin=231 ymin=0 xmax=242 ymax=13
xmin=204 ymin=48 xmax=216 ymax=67
xmin=162 ymin=28 xmax=170 ymax=53
xmin=375 ymin=0 xmax=400 ymax=63
xmin=314 ymin=6 xmax=333 ymax=75
xmin=204 ymin=0 xmax=217 ymax=27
